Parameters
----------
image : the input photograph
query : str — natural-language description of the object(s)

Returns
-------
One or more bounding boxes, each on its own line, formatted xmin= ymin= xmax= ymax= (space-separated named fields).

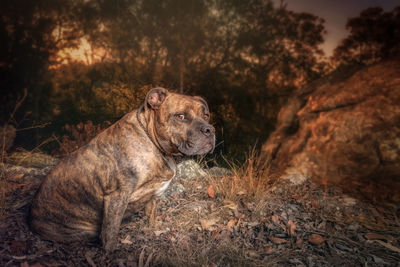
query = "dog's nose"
xmin=201 ymin=125 xmax=215 ymax=137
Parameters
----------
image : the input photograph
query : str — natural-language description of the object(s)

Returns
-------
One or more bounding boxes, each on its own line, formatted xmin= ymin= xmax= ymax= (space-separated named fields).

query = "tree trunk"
xmin=179 ymin=54 xmax=184 ymax=94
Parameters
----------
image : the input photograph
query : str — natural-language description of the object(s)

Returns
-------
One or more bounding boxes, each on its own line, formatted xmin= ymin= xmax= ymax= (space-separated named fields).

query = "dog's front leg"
xmin=145 ymin=197 xmax=157 ymax=228
xmin=101 ymin=190 xmax=130 ymax=252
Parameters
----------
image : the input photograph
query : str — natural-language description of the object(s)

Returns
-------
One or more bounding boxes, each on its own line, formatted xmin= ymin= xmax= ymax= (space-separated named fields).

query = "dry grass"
xmin=1 ymin=149 xmax=400 ymax=266
xmin=208 ymin=148 xmax=279 ymax=214
xmin=1 ymin=91 xmax=25 ymax=219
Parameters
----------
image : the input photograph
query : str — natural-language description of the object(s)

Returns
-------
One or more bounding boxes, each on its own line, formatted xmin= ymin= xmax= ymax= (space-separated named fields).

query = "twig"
xmin=15 ymin=123 xmax=51 ymax=131
xmin=8 ymin=88 xmax=27 ymax=124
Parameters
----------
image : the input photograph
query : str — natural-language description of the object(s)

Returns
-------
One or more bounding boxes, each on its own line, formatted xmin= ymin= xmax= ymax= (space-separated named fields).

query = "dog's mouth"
xmin=178 ymin=138 xmax=215 ymax=156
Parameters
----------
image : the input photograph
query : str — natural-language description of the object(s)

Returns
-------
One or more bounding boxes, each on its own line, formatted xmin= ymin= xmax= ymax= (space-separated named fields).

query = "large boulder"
xmin=261 ymin=59 xmax=400 ymax=202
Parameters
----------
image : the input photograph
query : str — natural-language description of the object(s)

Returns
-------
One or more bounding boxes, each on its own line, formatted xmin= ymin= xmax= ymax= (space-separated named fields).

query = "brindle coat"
xmin=30 ymin=88 xmax=215 ymax=251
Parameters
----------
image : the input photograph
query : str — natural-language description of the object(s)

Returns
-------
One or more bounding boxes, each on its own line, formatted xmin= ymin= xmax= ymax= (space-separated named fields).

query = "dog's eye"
xmin=204 ymin=114 xmax=209 ymax=120
xmin=175 ymin=114 xmax=185 ymax=120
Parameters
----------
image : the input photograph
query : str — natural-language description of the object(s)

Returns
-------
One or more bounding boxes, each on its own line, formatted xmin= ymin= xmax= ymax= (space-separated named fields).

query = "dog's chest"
xmin=129 ymin=156 xmax=176 ymax=203
xmin=155 ymin=157 xmax=176 ymax=196
xmin=155 ymin=178 xmax=173 ymax=196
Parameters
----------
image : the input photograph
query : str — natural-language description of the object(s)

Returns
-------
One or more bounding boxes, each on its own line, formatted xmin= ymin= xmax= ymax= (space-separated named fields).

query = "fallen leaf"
xmin=376 ymin=217 xmax=385 ymax=226
xmin=20 ymin=262 xmax=29 ymax=267
xmin=364 ymin=233 xmax=393 ymax=242
xmin=311 ymin=200 xmax=320 ymax=209
xmin=200 ymin=217 xmax=220 ymax=231
xmin=269 ymin=236 xmax=287 ymax=244
xmin=248 ymin=221 xmax=259 ymax=227
xmin=374 ymin=240 xmax=400 ymax=253
xmin=154 ymin=230 xmax=169 ymax=237
xmin=264 ymin=246 xmax=275 ymax=254
xmin=156 ymin=214 xmax=166 ymax=221
xmin=247 ymin=250 xmax=260 ymax=258
xmin=207 ymin=184 xmax=215 ymax=198
xmin=295 ymin=237 xmax=303 ymax=248
xmin=280 ymin=223 xmax=287 ymax=232
xmin=287 ymin=220 xmax=296 ymax=237
xmin=223 ymin=200 xmax=238 ymax=211
xmin=363 ymin=224 xmax=382 ymax=231
xmin=357 ymin=215 xmax=368 ymax=222
xmin=226 ymin=219 xmax=238 ymax=231
xmin=271 ymin=214 xmax=280 ymax=225
xmin=121 ymin=235 xmax=133 ymax=245
xmin=10 ymin=173 xmax=24 ymax=181
xmin=308 ymin=234 xmax=325 ymax=245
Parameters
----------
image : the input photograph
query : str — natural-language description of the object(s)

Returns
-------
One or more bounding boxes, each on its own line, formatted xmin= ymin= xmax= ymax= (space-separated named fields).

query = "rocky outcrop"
xmin=261 ymin=59 xmax=400 ymax=202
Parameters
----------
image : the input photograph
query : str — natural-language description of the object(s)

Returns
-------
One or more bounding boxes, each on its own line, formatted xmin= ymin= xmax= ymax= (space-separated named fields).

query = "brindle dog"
xmin=30 ymin=88 xmax=215 ymax=251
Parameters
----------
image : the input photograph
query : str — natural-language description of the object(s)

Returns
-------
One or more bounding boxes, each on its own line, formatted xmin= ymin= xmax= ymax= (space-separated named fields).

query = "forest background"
xmin=1 ymin=0 xmax=399 ymax=160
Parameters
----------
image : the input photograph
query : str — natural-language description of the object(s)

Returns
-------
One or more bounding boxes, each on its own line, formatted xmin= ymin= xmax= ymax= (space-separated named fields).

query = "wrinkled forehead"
xmin=162 ymin=94 xmax=209 ymax=115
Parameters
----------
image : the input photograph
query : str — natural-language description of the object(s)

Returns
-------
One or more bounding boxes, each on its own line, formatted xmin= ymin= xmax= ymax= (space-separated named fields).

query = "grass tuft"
xmin=209 ymin=147 xmax=278 ymax=206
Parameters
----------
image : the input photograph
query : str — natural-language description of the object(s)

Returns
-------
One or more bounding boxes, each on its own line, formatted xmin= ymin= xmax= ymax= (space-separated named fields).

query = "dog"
xmin=30 ymin=87 xmax=215 ymax=251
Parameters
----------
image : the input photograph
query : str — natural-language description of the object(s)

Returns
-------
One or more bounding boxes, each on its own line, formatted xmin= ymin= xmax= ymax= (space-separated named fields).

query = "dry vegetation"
xmin=53 ymin=121 xmax=111 ymax=156
xmin=0 ymin=151 xmax=400 ymax=266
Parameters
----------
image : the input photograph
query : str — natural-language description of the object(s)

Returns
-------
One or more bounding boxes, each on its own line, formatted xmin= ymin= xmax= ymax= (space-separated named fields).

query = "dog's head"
xmin=142 ymin=87 xmax=215 ymax=156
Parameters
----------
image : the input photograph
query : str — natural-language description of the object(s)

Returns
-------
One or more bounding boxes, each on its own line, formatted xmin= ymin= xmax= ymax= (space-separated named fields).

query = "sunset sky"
xmin=273 ymin=0 xmax=399 ymax=57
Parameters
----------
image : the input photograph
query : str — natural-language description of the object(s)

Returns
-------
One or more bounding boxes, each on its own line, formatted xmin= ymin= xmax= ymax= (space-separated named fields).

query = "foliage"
xmin=0 ymin=0 xmax=91 ymax=146
xmin=333 ymin=6 xmax=400 ymax=66
xmin=55 ymin=120 xmax=110 ymax=156
xmin=1 ymin=0 xmax=327 ymax=158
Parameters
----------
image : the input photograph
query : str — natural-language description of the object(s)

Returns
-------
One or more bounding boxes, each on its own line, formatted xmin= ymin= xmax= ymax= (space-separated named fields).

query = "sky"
xmin=272 ymin=0 xmax=399 ymax=57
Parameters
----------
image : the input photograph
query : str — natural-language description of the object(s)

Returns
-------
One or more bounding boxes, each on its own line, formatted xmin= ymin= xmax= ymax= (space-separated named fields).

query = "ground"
xmin=1 ymin=158 xmax=400 ymax=267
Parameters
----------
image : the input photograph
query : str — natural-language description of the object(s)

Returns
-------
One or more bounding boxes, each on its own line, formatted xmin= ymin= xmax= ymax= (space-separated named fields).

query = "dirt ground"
xmin=1 ymin=160 xmax=400 ymax=267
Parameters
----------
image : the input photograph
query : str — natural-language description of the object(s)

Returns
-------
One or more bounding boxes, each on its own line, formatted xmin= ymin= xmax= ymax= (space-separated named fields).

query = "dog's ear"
xmin=145 ymin=87 xmax=168 ymax=110
xmin=193 ymin=96 xmax=209 ymax=111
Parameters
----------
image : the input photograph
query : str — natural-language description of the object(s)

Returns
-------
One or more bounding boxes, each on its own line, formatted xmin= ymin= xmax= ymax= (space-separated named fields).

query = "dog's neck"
xmin=136 ymin=107 xmax=165 ymax=155
xmin=136 ymin=107 xmax=181 ymax=160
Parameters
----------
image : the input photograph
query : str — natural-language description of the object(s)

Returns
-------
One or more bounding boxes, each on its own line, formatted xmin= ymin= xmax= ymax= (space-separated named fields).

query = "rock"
xmin=161 ymin=183 xmax=185 ymax=199
xmin=0 ymin=124 xmax=16 ymax=151
xmin=7 ymin=150 xmax=59 ymax=168
xmin=175 ymin=160 xmax=207 ymax=181
xmin=1 ymin=150 xmax=58 ymax=178
xmin=0 ymin=163 xmax=53 ymax=177
xmin=161 ymin=160 xmax=208 ymax=198
xmin=261 ymin=59 xmax=400 ymax=202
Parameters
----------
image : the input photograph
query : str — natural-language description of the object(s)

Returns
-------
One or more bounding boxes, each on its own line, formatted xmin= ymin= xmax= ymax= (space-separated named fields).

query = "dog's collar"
xmin=136 ymin=108 xmax=167 ymax=157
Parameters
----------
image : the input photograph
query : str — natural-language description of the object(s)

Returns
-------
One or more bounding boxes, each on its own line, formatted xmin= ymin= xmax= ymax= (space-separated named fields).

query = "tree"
xmin=198 ymin=0 xmax=326 ymax=155
xmin=0 ymin=0 xmax=87 ymax=144
xmin=333 ymin=6 xmax=400 ymax=66
xmin=1 ymin=0 xmax=327 ymax=156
